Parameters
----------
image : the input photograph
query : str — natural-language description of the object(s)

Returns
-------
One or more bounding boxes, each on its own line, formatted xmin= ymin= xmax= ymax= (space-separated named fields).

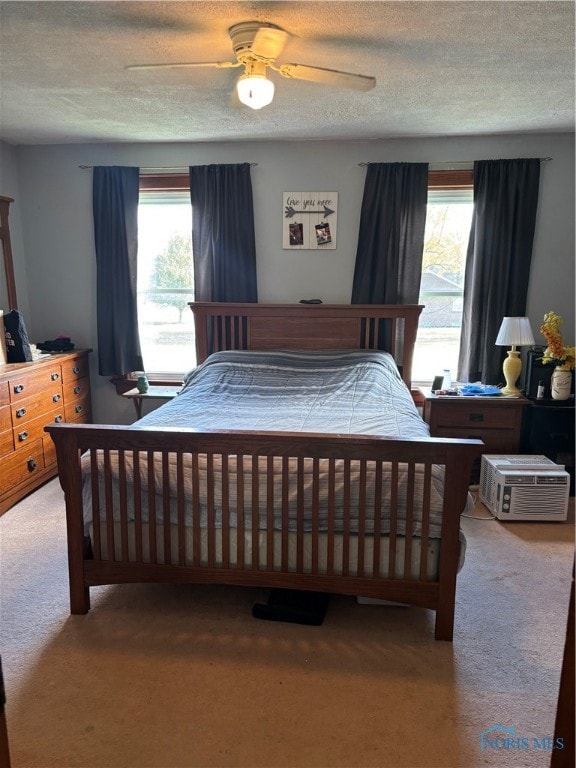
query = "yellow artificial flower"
xmin=539 ymin=311 xmax=575 ymax=370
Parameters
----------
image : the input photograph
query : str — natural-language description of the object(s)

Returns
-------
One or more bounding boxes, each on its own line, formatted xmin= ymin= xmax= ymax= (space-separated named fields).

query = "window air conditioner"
xmin=479 ymin=455 xmax=569 ymax=521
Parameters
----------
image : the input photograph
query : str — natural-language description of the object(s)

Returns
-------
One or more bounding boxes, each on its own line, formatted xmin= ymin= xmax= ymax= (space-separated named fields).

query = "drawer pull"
xmin=469 ymin=413 xmax=484 ymax=422
xmin=72 ymin=366 xmax=80 ymax=374
xmin=18 ymin=430 xmax=28 ymax=442
xmin=16 ymin=407 xmax=26 ymax=418
xmin=55 ymin=414 xmax=63 ymax=423
xmin=53 ymin=393 xmax=61 ymax=402
xmin=27 ymin=458 xmax=37 ymax=472
xmin=73 ymin=385 xmax=82 ymax=395
xmin=75 ymin=404 xmax=84 ymax=414
xmin=51 ymin=372 xmax=60 ymax=381
xmin=13 ymin=384 xmax=24 ymax=394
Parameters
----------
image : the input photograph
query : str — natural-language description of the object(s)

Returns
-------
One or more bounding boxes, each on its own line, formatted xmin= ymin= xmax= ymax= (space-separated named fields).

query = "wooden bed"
xmin=46 ymin=303 xmax=481 ymax=640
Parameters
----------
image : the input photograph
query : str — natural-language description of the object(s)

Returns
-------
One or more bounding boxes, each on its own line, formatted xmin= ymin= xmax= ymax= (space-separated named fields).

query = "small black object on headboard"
xmin=299 ymin=299 xmax=323 ymax=304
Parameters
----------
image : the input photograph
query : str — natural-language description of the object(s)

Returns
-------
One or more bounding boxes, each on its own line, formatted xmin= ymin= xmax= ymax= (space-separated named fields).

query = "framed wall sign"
xmin=283 ymin=191 xmax=338 ymax=250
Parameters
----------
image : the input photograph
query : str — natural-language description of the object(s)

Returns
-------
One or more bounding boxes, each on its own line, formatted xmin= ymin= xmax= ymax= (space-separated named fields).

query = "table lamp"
xmin=495 ymin=316 xmax=535 ymax=396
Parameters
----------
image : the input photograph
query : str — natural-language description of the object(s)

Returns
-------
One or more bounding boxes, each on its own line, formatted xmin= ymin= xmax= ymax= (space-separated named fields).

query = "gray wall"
xmin=0 ymin=133 xmax=574 ymax=423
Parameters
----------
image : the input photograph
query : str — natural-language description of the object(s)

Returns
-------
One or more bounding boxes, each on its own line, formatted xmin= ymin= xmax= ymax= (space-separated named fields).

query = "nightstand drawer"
xmin=421 ymin=389 xmax=528 ymax=483
xmin=434 ymin=426 xmax=517 ymax=452
xmin=431 ymin=403 xmax=519 ymax=429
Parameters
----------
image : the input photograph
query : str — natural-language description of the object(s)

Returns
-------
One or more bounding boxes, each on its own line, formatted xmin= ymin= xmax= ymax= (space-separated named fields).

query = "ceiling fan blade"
xmin=251 ymin=26 xmax=290 ymax=60
xmin=277 ymin=63 xmax=376 ymax=91
xmin=126 ymin=61 xmax=239 ymax=71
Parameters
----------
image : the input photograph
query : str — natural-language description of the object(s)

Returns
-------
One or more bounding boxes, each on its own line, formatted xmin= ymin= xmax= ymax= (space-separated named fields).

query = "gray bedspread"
xmin=138 ymin=349 xmax=429 ymax=438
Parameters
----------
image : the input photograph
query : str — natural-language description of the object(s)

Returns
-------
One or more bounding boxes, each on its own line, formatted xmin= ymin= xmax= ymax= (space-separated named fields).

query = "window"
xmin=412 ymin=170 xmax=474 ymax=384
xmin=137 ymin=174 xmax=195 ymax=379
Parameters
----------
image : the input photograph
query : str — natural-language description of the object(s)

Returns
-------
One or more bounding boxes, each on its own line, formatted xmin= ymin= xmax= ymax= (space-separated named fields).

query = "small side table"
xmin=122 ymin=385 xmax=180 ymax=419
xmin=421 ymin=387 xmax=528 ymax=482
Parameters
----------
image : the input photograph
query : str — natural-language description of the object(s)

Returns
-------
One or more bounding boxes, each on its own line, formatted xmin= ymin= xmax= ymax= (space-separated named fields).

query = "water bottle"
xmin=442 ymin=369 xmax=452 ymax=390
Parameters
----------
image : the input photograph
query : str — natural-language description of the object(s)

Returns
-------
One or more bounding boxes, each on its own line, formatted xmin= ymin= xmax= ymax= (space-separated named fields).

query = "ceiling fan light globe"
xmin=237 ymin=74 xmax=274 ymax=109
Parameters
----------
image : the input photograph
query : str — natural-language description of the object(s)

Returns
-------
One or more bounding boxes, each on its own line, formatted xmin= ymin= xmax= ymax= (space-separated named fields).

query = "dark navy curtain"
xmin=458 ymin=158 xmax=540 ymax=384
xmin=92 ymin=166 xmax=143 ymax=376
xmin=189 ymin=163 xmax=257 ymax=302
xmin=351 ymin=162 xmax=428 ymax=354
xmin=351 ymin=162 xmax=429 ymax=305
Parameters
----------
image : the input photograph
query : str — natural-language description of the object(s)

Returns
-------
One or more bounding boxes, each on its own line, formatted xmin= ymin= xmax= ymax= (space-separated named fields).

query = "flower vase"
xmin=551 ymin=366 xmax=572 ymax=400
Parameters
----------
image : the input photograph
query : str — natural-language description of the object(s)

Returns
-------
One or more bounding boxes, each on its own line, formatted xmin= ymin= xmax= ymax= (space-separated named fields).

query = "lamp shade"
xmin=495 ymin=317 xmax=535 ymax=347
xmin=236 ymin=74 xmax=274 ymax=110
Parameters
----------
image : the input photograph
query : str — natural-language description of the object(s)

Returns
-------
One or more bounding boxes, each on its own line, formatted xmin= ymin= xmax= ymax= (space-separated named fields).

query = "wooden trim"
xmin=139 ymin=173 xmax=189 ymax=192
xmin=0 ymin=196 xmax=18 ymax=310
xmin=111 ymin=375 xmax=183 ymax=396
xmin=428 ymin=169 xmax=474 ymax=190
xmin=138 ymin=170 xmax=474 ymax=192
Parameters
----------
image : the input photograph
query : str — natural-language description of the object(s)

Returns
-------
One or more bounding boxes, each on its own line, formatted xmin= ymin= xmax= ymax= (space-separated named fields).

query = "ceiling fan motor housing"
xmin=229 ymin=21 xmax=282 ymax=61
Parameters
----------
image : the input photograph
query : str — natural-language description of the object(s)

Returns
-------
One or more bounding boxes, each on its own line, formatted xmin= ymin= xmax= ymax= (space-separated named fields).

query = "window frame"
xmin=111 ymin=173 xmax=193 ymax=393
xmin=411 ymin=168 xmax=474 ymax=400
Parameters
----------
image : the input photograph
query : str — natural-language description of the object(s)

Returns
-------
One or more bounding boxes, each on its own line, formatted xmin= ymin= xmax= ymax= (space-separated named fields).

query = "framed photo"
xmin=283 ymin=192 xmax=338 ymax=249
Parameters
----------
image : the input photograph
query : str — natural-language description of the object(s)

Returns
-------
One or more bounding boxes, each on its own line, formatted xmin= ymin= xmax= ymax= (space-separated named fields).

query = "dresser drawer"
xmin=63 ymin=375 xmax=90 ymax=402
xmin=65 ymin=391 xmax=91 ymax=422
xmin=0 ymin=428 xmax=14 ymax=457
xmin=11 ymin=387 xmax=64 ymax=424
xmin=61 ymin=355 xmax=90 ymax=384
xmin=8 ymin=365 xmax=63 ymax=402
xmin=431 ymin=402 xmax=520 ymax=429
xmin=12 ymin=409 xmax=65 ymax=450
xmin=1 ymin=439 xmax=45 ymax=487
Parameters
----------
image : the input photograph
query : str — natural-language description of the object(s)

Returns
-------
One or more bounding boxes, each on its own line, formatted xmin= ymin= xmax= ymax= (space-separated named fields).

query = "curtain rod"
xmin=358 ymin=158 xmax=552 ymax=166
xmin=79 ymin=163 xmax=258 ymax=170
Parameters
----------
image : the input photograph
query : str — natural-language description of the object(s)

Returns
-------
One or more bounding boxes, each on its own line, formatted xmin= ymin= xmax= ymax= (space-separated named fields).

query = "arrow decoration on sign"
xmin=284 ymin=204 xmax=335 ymax=218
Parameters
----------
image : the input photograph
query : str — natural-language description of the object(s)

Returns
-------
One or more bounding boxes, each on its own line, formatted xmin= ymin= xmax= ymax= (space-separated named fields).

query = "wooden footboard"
xmin=46 ymin=423 xmax=481 ymax=640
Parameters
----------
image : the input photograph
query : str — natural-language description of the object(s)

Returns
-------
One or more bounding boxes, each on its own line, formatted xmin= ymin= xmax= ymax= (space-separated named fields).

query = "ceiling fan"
xmin=126 ymin=21 xmax=376 ymax=110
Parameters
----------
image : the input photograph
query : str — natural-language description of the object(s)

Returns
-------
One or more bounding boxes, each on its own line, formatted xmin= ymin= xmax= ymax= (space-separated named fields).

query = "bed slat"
xmin=147 ymin=451 xmax=157 ymax=564
xmin=236 ymin=456 xmax=245 ymax=570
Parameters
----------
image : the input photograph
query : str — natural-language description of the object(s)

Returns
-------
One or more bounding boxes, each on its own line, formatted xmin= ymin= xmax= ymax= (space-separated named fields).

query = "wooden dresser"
xmin=0 ymin=350 xmax=91 ymax=515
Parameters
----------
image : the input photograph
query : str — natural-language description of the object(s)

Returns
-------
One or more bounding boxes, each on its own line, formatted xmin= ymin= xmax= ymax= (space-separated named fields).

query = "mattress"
xmin=93 ymin=522 xmax=467 ymax=579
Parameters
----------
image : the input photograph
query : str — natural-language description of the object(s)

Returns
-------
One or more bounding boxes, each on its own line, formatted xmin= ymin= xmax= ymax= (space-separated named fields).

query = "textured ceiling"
xmin=0 ymin=1 xmax=574 ymax=145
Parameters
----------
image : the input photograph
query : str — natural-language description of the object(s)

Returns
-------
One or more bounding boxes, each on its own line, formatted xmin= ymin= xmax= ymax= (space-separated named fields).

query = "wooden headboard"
xmin=189 ymin=303 xmax=423 ymax=389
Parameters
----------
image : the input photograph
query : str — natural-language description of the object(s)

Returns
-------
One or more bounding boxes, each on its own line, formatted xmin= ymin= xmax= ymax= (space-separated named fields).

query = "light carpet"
xmin=0 ymin=479 xmax=573 ymax=768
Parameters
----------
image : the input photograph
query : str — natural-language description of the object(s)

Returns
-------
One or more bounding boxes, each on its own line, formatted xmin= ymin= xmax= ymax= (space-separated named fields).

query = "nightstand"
xmin=122 ymin=385 xmax=180 ymax=419
xmin=421 ymin=388 xmax=528 ymax=482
